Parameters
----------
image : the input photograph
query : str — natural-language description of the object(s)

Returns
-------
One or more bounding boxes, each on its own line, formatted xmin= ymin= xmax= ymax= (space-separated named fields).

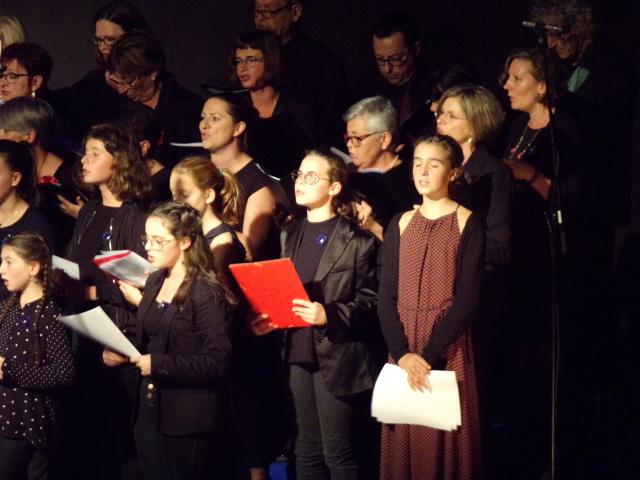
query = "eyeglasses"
xmin=105 ymin=71 xmax=140 ymax=89
xmin=0 ymin=71 xmax=30 ymax=84
xmin=343 ymin=131 xmax=385 ymax=147
xmin=251 ymin=3 xmax=292 ymax=19
xmin=141 ymin=235 xmax=176 ymax=249
xmin=291 ymin=170 xmax=331 ymax=185
xmin=233 ymin=56 xmax=265 ymax=68
xmin=93 ymin=36 xmax=120 ymax=47
xmin=436 ymin=111 xmax=465 ymax=122
xmin=374 ymin=53 xmax=409 ymax=68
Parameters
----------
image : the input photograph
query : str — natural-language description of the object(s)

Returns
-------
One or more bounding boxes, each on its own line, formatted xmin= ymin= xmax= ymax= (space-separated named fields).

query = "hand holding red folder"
xmin=229 ymin=259 xmax=313 ymax=329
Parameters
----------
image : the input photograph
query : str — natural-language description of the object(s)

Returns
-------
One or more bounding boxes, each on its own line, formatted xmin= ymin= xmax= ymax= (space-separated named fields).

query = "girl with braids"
xmin=0 ymin=140 xmax=53 ymax=301
xmin=253 ymin=147 xmax=382 ymax=480
xmin=0 ymin=233 xmax=74 ymax=480
xmin=62 ymin=122 xmax=150 ymax=480
xmin=104 ymin=202 xmax=234 ymax=480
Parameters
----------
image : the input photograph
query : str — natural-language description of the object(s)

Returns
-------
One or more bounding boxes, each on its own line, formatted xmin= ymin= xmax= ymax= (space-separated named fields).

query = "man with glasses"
xmin=359 ymin=11 xmax=432 ymax=133
xmin=252 ymin=0 xmax=349 ymax=148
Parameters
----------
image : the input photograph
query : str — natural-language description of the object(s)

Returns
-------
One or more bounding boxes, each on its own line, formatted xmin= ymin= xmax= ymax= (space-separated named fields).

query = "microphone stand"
xmin=531 ymin=24 xmax=565 ymax=480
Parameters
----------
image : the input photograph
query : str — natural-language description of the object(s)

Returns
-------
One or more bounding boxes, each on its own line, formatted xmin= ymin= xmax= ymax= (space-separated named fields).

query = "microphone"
xmin=522 ymin=20 xmax=565 ymax=33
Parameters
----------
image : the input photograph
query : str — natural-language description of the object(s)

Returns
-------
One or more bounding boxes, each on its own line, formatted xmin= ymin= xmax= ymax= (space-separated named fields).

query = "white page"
xmin=52 ymin=255 xmax=80 ymax=280
xmin=95 ymin=251 xmax=157 ymax=288
xmin=57 ymin=306 xmax=140 ymax=357
xmin=371 ymin=363 xmax=461 ymax=431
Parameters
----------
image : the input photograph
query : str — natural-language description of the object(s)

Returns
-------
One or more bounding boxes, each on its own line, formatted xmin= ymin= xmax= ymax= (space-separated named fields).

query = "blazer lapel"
xmin=283 ymin=219 xmax=305 ymax=263
xmin=313 ymin=217 xmax=354 ymax=283
xmin=136 ymin=272 xmax=164 ymax=348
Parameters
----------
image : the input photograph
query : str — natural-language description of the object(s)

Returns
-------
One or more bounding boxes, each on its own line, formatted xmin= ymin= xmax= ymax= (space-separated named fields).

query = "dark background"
xmin=3 ymin=0 xmax=639 ymax=221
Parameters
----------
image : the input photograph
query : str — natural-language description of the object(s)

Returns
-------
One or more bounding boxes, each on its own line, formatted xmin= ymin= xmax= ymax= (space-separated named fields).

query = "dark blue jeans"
xmin=289 ymin=364 xmax=361 ymax=480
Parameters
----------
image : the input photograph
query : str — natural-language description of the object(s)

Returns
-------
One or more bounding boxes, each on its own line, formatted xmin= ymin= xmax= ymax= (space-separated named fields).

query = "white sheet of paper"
xmin=169 ymin=141 xmax=203 ymax=147
xmin=371 ymin=363 xmax=462 ymax=431
xmin=52 ymin=255 xmax=80 ymax=280
xmin=57 ymin=306 xmax=140 ymax=357
xmin=330 ymin=146 xmax=353 ymax=164
xmin=95 ymin=250 xmax=157 ymax=288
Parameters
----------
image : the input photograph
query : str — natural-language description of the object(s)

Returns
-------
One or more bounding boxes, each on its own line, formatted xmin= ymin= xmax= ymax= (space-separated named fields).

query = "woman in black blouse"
xmin=0 ymin=233 xmax=74 ymax=480
xmin=104 ymin=202 xmax=234 ymax=480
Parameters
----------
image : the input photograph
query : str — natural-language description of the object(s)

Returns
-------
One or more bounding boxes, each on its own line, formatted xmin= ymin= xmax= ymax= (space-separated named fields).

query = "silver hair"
xmin=530 ymin=0 xmax=597 ymax=40
xmin=0 ymin=97 xmax=54 ymax=146
xmin=343 ymin=95 xmax=398 ymax=137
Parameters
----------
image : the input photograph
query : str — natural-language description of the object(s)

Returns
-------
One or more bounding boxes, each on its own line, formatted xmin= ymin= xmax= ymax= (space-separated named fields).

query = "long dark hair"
xmin=0 ymin=233 xmax=57 ymax=366
xmin=148 ymin=202 xmax=232 ymax=307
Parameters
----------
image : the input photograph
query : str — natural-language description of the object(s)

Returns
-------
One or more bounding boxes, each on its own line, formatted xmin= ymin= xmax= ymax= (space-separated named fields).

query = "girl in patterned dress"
xmin=0 ymin=232 xmax=74 ymax=480
xmin=378 ymin=135 xmax=485 ymax=480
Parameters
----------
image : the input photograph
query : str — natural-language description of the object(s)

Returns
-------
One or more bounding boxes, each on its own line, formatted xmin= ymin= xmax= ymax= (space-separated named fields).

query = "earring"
xmin=30 ymin=91 xmax=36 ymax=98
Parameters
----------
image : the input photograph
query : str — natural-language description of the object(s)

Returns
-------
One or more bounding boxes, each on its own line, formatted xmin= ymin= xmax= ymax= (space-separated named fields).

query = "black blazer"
xmin=134 ymin=270 xmax=234 ymax=436
xmin=281 ymin=216 xmax=381 ymax=397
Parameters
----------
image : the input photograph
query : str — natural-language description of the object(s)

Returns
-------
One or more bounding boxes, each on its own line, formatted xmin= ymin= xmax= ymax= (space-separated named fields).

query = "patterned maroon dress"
xmin=380 ymin=209 xmax=482 ymax=480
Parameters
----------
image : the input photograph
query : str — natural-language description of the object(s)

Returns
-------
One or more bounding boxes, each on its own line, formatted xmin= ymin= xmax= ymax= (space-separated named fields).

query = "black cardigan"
xmin=377 ymin=211 xmax=485 ymax=365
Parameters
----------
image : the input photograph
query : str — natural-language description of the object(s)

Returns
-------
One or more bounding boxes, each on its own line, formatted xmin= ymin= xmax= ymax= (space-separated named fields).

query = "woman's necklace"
xmin=506 ymin=124 xmax=540 ymax=161
xmin=0 ymin=204 xmax=24 ymax=227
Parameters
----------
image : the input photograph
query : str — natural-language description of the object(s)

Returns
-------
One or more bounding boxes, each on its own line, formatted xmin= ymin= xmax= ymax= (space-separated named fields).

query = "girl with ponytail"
xmin=0 ymin=232 xmax=74 ymax=479
xmin=253 ymin=147 xmax=382 ymax=479
xmin=104 ymin=201 xmax=235 ymax=480
xmin=170 ymin=154 xmax=246 ymax=296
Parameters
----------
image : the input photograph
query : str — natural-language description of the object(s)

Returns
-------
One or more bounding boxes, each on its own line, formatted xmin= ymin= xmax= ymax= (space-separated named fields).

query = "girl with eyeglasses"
xmin=104 ymin=202 xmax=235 ymax=480
xmin=253 ymin=147 xmax=382 ymax=480
xmin=0 ymin=140 xmax=53 ymax=302
xmin=62 ymin=122 xmax=150 ymax=479
xmin=378 ymin=135 xmax=484 ymax=480
xmin=0 ymin=232 xmax=74 ymax=480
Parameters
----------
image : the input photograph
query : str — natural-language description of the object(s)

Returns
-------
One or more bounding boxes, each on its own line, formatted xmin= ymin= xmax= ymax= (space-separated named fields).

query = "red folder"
xmin=229 ymin=258 xmax=312 ymax=329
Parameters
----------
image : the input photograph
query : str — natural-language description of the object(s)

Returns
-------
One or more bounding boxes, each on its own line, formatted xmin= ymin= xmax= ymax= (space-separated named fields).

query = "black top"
xmin=378 ymin=212 xmax=485 ymax=365
xmin=282 ymin=33 xmax=350 ymax=147
xmin=248 ymin=92 xmax=310 ymax=182
xmin=205 ymin=223 xmax=246 ymax=263
xmin=450 ymin=145 xmax=513 ymax=267
xmin=289 ymin=215 xmax=339 ymax=364
xmin=0 ymin=298 xmax=74 ymax=448
xmin=149 ymin=166 xmax=172 ymax=205
xmin=154 ymin=73 xmax=203 ymax=167
xmin=234 ymin=161 xmax=281 ymax=260
xmin=0 ymin=207 xmax=54 ymax=301
xmin=142 ymin=300 xmax=170 ymax=359
xmin=66 ymin=198 xmax=147 ymax=328
xmin=348 ymin=159 xmax=419 ymax=231
xmin=37 ymin=160 xmax=78 ymax=255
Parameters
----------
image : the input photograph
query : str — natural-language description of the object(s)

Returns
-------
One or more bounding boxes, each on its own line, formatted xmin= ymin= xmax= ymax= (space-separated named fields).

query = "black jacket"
xmin=281 ymin=216 xmax=382 ymax=396
xmin=66 ymin=198 xmax=148 ymax=329
xmin=134 ymin=271 xmax=234 ymax=435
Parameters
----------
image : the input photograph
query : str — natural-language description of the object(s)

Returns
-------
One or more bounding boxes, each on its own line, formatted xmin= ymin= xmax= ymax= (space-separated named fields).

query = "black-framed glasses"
xmin=343 ymin=131 xmax=385 ymax=147
xmin=291 ymin=170 xmax=331 ymax=185
xmin=232 ymin=56 xmax=265 ymax=68
xmin=374 ymin=53 xmax=409 ymax=68
xmin=251 ymin=2 xmax=292 ymax=19
xmin=93 ymin=36 xmax=120 ymax=47
xmin=141 ymin=235 xmax=176 ymax=249
xmin=0 ymin=71 xmax=30 ymax=84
